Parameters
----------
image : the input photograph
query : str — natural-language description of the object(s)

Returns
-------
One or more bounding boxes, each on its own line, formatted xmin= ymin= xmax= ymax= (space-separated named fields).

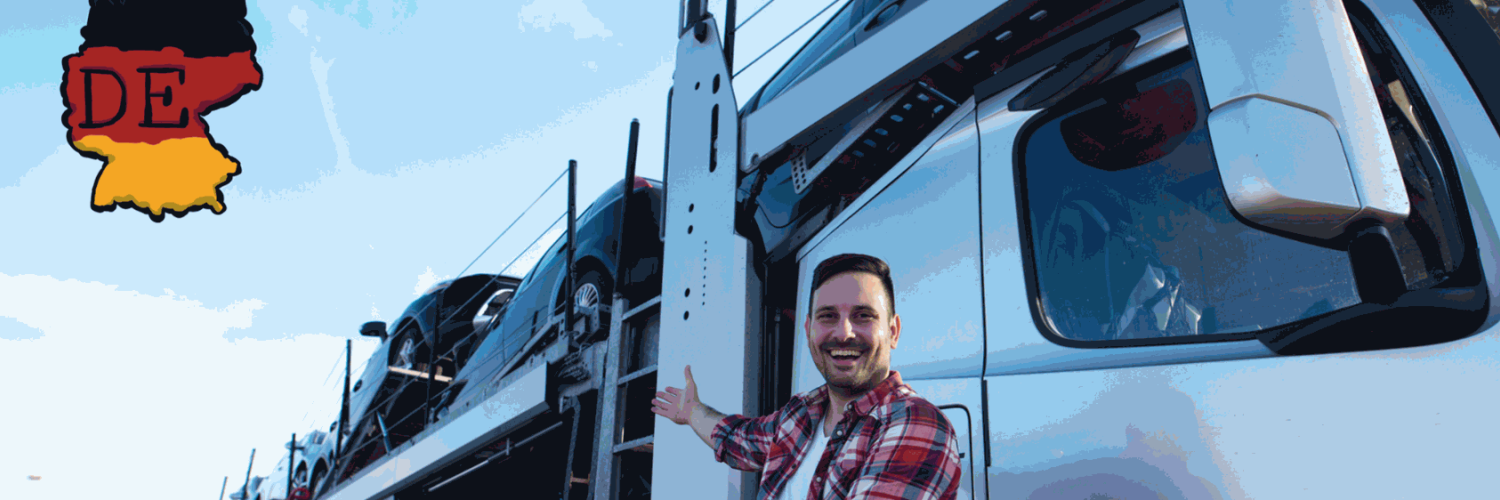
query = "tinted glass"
xmin=1021 ymin=56 xmax=1361 ymax=342
xmin=756 ymin=0 xmax=858 ymax=109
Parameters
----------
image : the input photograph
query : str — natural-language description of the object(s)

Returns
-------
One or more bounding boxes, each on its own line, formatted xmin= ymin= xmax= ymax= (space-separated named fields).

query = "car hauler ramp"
xmin=317 ymin=365 xmax=549 ymax=500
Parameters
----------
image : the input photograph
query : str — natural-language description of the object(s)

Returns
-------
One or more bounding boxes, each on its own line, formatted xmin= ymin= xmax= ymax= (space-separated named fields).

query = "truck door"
xmin=905 ymin=378 xmax=984 ymax=500
xmin=939 ymin=404 xmax=979 ymax=499
xmin=790 ymin=102 xmax=983 ymax=383
xmin=977 ymin=1 xmax=1500 ymax=498
xmin=793 ymin=99 xmax=985 ymax=497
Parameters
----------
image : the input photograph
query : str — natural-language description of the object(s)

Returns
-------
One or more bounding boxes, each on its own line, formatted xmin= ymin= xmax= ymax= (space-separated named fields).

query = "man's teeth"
xmin=829 ymin=349 xmax=862 ymax=357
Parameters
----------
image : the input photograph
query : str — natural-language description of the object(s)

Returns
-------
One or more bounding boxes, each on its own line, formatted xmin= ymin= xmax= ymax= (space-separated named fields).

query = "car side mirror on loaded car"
xmin=472 ymin=289 xmax=514 ymax=334
xmin=361 ymin=321 xmax=387 ymax=341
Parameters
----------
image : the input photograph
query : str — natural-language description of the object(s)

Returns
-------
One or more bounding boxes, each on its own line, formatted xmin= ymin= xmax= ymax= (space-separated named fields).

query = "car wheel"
xmin=310 ymin=468 xmax=326 ymax=499
xmin=570 ymin=269 xmax=612 ymax=334
xmin=575 ymin=281 xmax=601 ymax=310
xmin=392 ymin=327 xmax=421 ymax=371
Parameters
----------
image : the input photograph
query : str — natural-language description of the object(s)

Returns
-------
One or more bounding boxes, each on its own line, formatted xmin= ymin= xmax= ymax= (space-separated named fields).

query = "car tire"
xmin=390 ymin=325 xmax=423 ymax=371
xmin=310 ymin=468 xmax=326 ymax=499
xmin=569 ymin=268 xmax=612 ymax=335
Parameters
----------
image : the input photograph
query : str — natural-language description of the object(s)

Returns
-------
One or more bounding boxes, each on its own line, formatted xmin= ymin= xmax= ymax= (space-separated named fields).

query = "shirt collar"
xmin=798 ymin=370 xmax=908 ymax=419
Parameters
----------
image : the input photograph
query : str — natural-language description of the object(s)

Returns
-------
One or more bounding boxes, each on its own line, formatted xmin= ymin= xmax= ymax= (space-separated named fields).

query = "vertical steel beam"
xmin=657 ymin=17 xmax=749 ymax=500
xmin=424 ymin=309 xmax=438 ymax=425
xmin=615 ymin=119 xmax=642 ymax=296
xmin=661 ymin=88 xmax=673 ymax=243
xmin=591 ymin=303 xmax=624 ymax=500
xmin=561 ymin=398 xmax=583 ymax=500
xmin=724 ymin=0 xmax=737 ymax=72
xmin=241 ymin=448 xmax=255 ymax=500
xmin=591 ymin=118 xmax=645 ymax=500
xmin=337 ymin=339 xmax=350 ymax=473
xmin=287 ymin=433 xmax=297 ymax=496
xmin=567 ymin=159 xmax=578 ymax=336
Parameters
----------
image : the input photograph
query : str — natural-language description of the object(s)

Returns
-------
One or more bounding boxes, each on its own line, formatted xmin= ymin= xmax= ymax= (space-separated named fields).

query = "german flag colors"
xmin=60 ymin=0 xmax=262 ymax=221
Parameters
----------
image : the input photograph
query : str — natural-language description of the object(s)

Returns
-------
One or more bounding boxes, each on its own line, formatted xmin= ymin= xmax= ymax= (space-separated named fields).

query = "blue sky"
xmin=0 ymin=0 xmax=851 ymax=498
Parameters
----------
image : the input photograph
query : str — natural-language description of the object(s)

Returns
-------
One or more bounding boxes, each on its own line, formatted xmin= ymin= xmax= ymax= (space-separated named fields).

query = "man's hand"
xmin=651 ymin=365 xmax=724 ymax=449
xmin=651 ymin=365 xmax=701 ymax=425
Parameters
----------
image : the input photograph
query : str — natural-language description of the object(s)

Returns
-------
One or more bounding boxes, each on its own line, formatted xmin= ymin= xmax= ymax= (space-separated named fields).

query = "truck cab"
xmin=653 ymin=0 xmax=1500 ymax=498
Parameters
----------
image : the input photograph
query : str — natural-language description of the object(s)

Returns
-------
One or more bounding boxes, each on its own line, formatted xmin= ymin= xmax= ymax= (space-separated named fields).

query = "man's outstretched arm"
xmin=651 ymin=365 xmax=780 ymax=471
xmin=650 ymin=365 xmax=727 ymax=449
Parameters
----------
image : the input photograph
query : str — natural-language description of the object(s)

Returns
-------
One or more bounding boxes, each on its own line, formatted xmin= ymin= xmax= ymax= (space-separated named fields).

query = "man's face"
xmin=805 ymin=271 xmax=901 ymax=396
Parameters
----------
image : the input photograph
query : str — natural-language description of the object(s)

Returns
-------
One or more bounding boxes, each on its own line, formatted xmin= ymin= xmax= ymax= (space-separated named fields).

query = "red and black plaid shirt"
xmin=711 ymin=371 xmax=962 ymax=499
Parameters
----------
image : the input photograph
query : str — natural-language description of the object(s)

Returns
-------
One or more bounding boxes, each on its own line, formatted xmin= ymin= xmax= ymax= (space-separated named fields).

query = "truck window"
xmin=1018 ymin=53 xmax=1362 ymax=343
xmin=1018 ymin=1 xmax=1478 ymax=346
xmin=754 ymin=0 xmax=858 ymax=110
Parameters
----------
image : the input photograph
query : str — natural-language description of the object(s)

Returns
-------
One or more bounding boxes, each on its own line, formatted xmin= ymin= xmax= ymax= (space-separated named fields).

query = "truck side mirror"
xmin=360 ymin=321 xmax=387 ymax=341
xmin=1183 ymin=0 xmax=1409 ymax=240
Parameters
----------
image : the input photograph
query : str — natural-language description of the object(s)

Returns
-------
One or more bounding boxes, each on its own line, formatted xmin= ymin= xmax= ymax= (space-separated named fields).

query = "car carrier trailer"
xmin=302 ymin=0 xmax=1500 ymax=498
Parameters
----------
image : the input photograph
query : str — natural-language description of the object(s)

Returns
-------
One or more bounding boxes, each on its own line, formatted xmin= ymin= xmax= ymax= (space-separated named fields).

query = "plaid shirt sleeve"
xmin=710 ymin=407 xmax=787 ymax=472
xmin=846 ymin=399 xmax=963 ymax=500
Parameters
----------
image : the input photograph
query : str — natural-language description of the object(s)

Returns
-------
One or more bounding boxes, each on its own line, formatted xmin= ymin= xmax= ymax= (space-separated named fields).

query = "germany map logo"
xmin=61 ymin=0 xmax=263 ymax=222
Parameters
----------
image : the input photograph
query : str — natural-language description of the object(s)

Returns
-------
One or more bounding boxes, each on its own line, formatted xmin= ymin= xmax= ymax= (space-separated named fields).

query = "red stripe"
xmin=62 ymin=46 xmax=261 ymax=145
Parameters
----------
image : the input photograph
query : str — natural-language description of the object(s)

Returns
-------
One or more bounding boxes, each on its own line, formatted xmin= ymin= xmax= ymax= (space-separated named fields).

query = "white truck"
xmin=308 ymin=0 xmax=1500 ymax=498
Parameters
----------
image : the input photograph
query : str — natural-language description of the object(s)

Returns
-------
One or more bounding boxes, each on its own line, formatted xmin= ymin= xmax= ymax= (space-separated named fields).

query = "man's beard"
xmin=815 ymin=341 xmax=884 ymax=395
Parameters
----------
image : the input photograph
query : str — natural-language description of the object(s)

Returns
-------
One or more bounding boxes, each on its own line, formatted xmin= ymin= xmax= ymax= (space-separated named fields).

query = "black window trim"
xmin=1410 ymin=0 xmax=1500 ymax=137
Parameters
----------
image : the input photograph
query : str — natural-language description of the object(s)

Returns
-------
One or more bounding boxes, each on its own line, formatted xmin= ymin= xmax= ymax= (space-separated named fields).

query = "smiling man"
xmin=651 ymin=253 xmax=962 ymax=499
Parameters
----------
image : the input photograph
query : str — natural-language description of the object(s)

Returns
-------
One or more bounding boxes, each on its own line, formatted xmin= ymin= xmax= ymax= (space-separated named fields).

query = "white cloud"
xmin=289 ymin=5 xmax=309 ymax=36
xmin=583 ymin=60 xmax=598 ymax=71
xmin=371 ymin=305 xmax=382 ymax=319
xmin=0 ymin=273 xmax=378 ymax=500
xmin=517 ymin=0 xmax=614 ymax=40
xmin=310 ymin=48 xmax=352 ymax=171
xmin=414 ymin=266 xmax=451 ymax=296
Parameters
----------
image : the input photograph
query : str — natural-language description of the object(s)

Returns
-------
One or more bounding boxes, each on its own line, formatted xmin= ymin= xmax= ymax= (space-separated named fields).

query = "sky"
xmin=0 ymin=0 xmax=850 ymax=498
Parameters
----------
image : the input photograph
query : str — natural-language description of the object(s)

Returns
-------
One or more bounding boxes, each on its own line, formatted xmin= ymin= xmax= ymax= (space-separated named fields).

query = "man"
xmin=651 ymin=253 xmax=962 ymax=499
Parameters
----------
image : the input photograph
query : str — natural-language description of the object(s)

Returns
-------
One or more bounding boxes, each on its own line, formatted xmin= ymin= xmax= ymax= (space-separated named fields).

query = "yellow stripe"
xmin=74 ymin=135 xmax=238 ymax=216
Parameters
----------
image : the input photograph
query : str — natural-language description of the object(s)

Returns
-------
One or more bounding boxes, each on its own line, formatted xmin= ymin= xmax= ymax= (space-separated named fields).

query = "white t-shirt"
xmin=776 ymin=417 xmax=831 ymax=500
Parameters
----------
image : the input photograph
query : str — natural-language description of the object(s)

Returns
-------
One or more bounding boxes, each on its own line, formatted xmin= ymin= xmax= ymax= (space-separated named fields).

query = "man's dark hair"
xmin=808 ymin=253 xmax=897 ymax=317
